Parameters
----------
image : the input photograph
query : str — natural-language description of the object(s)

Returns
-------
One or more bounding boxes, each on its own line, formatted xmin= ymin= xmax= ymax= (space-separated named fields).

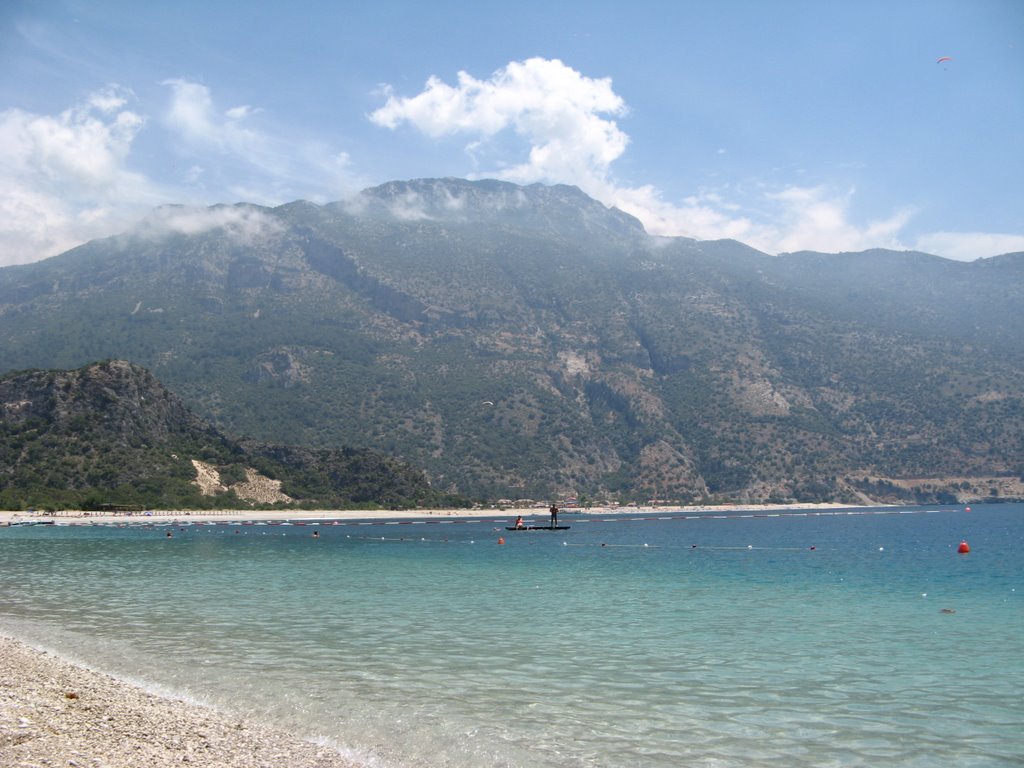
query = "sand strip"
xmin=0 ymin=502 xmax=860 ymax=527
xmin=0 ymin=635 xmax=360 ymax=768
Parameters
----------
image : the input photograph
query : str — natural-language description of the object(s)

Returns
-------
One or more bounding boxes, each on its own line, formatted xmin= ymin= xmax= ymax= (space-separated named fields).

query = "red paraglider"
xmin=936 ymin=56 xmax=953 ymax=64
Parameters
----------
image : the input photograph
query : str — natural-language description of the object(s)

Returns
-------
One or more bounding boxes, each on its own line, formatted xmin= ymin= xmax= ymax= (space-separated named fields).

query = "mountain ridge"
xmin=1 ymin=178 xmax=1021 ymax=504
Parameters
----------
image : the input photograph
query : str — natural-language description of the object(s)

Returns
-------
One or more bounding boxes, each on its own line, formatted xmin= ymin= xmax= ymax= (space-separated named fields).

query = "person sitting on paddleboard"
xmin=514 ymin=515 xmax=525 ymax=529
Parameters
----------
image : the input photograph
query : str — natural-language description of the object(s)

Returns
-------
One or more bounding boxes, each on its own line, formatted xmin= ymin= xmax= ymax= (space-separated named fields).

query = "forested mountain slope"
xmin=0 ymin=360 xmax=455 ymax=510
xmin=1 ymin=179 xmax=1021 ymax=503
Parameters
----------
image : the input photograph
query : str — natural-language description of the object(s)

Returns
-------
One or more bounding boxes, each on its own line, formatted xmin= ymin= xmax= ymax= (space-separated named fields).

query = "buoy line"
xmin=58 ymin=506 xmax=970 ymax=528
xmin=328 ymin=506 xmax=966 ymax=527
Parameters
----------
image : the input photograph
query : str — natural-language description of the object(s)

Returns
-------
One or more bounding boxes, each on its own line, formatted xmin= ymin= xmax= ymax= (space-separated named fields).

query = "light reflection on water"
xmin=1 ymin=506 xmax=1022 ymax=767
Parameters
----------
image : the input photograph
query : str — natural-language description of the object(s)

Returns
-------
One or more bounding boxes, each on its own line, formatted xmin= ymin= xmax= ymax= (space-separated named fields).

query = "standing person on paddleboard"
xmin=549 ymin=503 xmax=559 ymax=529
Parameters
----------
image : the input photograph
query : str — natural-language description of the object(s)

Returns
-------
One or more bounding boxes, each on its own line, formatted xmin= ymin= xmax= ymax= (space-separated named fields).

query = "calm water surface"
xmin=1 ymin=504 xmax=1021 ymax=767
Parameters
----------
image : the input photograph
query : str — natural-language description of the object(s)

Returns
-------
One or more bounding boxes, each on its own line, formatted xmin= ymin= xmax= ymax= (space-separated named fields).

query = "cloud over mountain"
xmin=0 ymin=85 xmax=158 ymax=265
xmin=371 ymin=57 xmax=630 ymax=190
xmin=0 ymin=82 xmax=359 ymax=267
xmin=370 ymin=58 xmax=929 ymax=258
xmin=0 ymin=57 xmax=1018 ymax=267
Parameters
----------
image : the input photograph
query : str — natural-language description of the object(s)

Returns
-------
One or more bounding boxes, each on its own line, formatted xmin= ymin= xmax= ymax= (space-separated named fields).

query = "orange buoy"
xmin=497 ymin=537 xmax=505 ymax=545
xmin=957 ymin=540 xmax=970 ymax=554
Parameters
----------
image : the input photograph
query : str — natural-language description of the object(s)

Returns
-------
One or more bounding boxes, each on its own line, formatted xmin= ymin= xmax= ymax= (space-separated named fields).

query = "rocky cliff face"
xmin=0 ymin=361 xmax=452 ymax=510
xmin=1 ymin=360 xmax=213 ymax=441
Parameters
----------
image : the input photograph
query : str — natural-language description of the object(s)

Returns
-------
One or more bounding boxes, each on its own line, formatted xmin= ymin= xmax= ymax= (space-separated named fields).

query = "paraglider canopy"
xmin=936 ymin=56 xmax=953 ymax=63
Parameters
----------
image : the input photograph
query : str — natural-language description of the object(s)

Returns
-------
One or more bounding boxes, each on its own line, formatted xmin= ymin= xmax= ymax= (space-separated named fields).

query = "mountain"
xmin=0 ymin=360 xmax=458 ymax=511
xmin=1 ymin=178 xmax=1022 ymax=504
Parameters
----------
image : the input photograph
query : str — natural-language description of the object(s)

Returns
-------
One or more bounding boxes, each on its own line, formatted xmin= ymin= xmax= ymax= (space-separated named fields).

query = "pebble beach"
xmin=1 ymin=503 xmax=1017 ymax=767
xmin=0 ymin=500 xmax=864 ymax=768
xmin=0 ymin=635 xmax=358 ymax=768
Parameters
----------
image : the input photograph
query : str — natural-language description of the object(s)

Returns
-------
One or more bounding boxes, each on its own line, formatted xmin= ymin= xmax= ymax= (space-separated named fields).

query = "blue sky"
xmin=1 ymin=0 xmax=1021 ymax=266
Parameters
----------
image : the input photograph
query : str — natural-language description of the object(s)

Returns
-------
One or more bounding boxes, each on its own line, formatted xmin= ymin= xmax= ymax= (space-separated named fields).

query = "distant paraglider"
xmin=936 ymin=56 xmax=953 ymax=64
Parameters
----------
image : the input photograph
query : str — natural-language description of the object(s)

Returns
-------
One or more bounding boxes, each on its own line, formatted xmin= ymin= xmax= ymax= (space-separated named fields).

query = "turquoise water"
xmin=1 ymin=505 xmax=1021 ymax=767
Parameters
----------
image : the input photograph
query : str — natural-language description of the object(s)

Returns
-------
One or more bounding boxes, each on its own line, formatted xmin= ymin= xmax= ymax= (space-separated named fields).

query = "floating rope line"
xmin=58 ymin=506 xmax=967 ymax=528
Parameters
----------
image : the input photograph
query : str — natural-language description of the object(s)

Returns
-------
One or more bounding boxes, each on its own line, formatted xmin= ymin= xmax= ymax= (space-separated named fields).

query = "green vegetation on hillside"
xmin=1 ymin=180 xmax=1022 ymax=504
xmin=0 ymin=361 xmax=466 ymax=511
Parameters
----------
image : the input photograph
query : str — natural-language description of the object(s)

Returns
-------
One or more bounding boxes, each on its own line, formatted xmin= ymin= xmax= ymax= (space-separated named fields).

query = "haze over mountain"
xmin=1 ymin=179 xmax=1022 ymax=505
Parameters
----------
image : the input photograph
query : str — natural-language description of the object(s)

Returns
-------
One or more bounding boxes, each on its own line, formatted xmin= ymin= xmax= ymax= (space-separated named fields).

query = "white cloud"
xmin=225 ymin=105 xmax=260 ymax=121
xmin=763 ymin=186 xmax=913 ymax=254
xmin=0 ymin=85 xmax=143 ymax=188
xmin=162 ymin=78 xmax=268 ymax=159
xmin=371 ymin=57 xmax=629 ymax=193
xmin=162 ymin=78 xmax=363 ymax=205
xmin=610 ymin=183 xmax=919 ymax=256
xmin=138 ymin=204 xmax=284 ymax=244
xmin=609 ymin=184 xmax=756 ymax=243
xmin=86 ymin=86 xmax=132 ymax=114
xmin=914 ymin=231 xmax=1024 ymax=261
xmin=0 ymin=85 xmax=159 ymax=266
xmin=373 ymin=58 xmax=1015 ymax=259
xmin=0 ymin=81 xmax=363 ymax=267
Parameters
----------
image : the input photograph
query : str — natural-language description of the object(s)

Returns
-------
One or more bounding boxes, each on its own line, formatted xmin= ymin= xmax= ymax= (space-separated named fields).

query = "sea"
xmin=1 ymin=503 xmax=1021 ymax=768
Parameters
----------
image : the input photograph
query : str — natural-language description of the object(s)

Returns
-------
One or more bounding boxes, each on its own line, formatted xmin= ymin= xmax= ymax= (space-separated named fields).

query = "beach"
xmin=1 ymin=503 xmax=1018 ymax=767
xmin=0 ymin=507 xmax=488 ymax=526
xmin=0 ymin=501 xmax=855 ymax=527
xmin=0 ymin=634 xmax=359 ymax=768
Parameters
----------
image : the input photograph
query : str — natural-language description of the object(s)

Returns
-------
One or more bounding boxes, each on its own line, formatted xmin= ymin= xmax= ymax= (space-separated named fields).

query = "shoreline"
xmin=0 ymin=500 xmax=988 ymax=767
xmin=0 ymin=501 xmax=870 ymax=527
xmin=0 ymin=634 xmax=362 ymax=767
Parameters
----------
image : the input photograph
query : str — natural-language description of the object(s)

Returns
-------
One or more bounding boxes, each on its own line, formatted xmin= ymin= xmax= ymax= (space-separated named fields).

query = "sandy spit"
xmin=0 ymin=635 xmax=360 ymax=768
xmin=0 ymin=502 xmax=861 ymax=527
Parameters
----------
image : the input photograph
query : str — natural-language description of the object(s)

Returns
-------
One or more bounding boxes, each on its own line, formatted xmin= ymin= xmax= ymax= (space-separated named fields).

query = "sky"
xmin=1 ymin=0 xmax=1022 ymax=267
